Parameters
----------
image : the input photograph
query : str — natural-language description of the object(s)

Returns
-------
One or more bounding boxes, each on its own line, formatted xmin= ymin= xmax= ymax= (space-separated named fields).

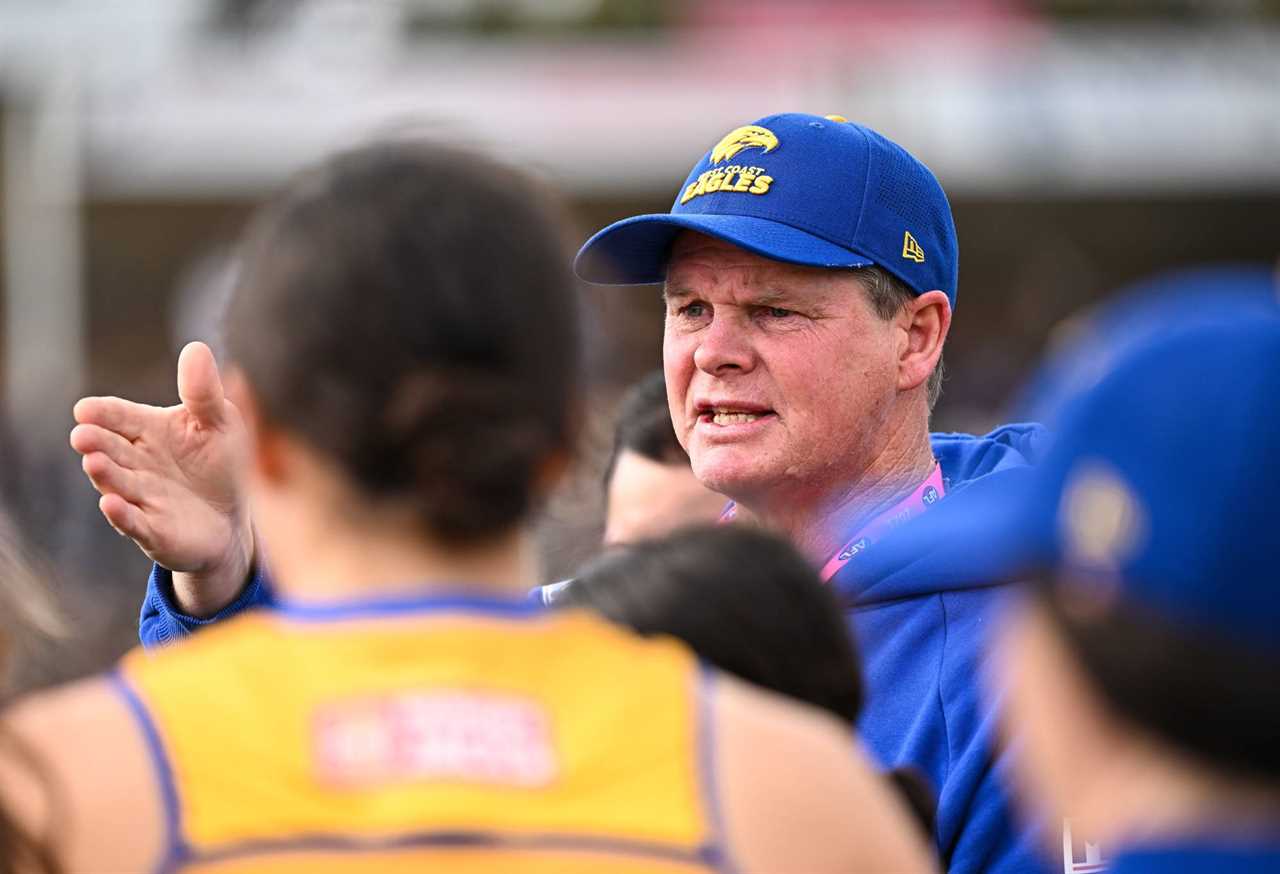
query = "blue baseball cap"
xmin=1010 ymin=264 xmax=1280 ymax=429
xmin=574 ymin=112 xmax=960 ymax=308
xmin=885 ymin=271 xmax=1280 ymax=651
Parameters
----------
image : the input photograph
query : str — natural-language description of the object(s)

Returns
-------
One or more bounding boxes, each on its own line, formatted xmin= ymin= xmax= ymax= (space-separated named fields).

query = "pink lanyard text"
xmin=716 ymin=463 xmax=946 ymax=582
xmin=817 ymin=463 xmax=945 ymax=582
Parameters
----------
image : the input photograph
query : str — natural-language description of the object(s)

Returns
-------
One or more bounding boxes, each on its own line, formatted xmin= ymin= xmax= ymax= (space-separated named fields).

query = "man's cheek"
xmin=672 ymin=409 xmax=694 ymax=453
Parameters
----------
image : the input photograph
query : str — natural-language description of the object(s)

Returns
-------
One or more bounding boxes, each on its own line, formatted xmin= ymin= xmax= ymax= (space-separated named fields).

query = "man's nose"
xmin=693 ymin=313 xmax=755 ymax=375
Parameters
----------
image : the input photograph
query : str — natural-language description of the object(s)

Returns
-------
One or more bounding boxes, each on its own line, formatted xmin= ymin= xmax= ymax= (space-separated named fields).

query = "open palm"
xmin=70 ymin=342 xmax=253 ymax=607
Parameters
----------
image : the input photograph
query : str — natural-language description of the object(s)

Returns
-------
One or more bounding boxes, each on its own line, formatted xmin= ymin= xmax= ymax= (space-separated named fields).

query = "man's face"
xmin=663 ymin=233 xmax=902 ymax=505
xmin=603 ymin=449 xmax=727 ymax=546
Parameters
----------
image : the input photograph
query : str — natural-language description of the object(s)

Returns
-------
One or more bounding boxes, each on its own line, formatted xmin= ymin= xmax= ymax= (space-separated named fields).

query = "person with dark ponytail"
xmin=561 ymin=523 xmax=938 ymax=845
xmin=15 ymin=141 xmax=934 ymax=872
xmin=878 ymin=292 xmax=1280 ymax=872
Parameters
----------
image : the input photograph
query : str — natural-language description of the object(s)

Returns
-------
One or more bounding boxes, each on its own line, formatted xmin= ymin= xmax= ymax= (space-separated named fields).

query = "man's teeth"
xmin=711 ymin=411 xmax=762 ymax=425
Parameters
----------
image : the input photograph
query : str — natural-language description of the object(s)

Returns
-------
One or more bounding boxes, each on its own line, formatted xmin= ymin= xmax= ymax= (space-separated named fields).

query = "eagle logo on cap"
xmin=710 ymin=125 xmax=779 ymax=165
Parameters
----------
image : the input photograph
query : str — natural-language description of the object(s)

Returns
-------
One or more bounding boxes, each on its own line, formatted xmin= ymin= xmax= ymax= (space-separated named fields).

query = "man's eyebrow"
xmin=661 ymin=284 xmax=821 ymax=308
xmin=752 ymin=288 xmax=792 ymax=306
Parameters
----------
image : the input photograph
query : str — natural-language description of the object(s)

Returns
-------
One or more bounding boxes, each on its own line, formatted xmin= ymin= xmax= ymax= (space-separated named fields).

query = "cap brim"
xmin=574 ymin=213 xmax=874 ymax=285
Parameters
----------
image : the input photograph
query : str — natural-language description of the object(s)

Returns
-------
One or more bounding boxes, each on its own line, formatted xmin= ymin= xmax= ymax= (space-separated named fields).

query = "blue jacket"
xmin=140 ymin=560 xmax=274 ymax=647
xmin=1107 ymin=839 xmax=1280 ymax=874
xmin=830 ymin=424 xmax=1052 ymax=874
xmin=139 ymin=424 xmax=1053 ymax=873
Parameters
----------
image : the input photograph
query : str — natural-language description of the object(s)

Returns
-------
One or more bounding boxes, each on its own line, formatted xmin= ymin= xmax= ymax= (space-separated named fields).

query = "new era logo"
xmin=902 ymin=231 xmax=925 ymax=263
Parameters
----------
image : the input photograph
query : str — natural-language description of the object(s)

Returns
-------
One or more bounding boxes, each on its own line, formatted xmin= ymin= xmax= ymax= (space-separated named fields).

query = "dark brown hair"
xmin=561 ymin=525 xmax=937 ymax=841
xmin=601 ymin=370 xmax=687 ymax=490
xmin=225 ymin=142 xmax=581 ymax=543
xmin=564 ymin=525 xmax=864 ymax=724
xmin=1039 ymin=578 xmax=1280 ymax=783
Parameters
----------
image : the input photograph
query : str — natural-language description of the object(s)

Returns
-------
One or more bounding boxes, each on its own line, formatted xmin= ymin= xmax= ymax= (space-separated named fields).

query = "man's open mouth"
xmin=697 ymin=405 xmax=775 ymax=426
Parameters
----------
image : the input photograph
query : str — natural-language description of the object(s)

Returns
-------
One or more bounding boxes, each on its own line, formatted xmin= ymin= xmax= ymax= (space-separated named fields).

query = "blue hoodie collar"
xmin=831 ymin=423 xmax=1049 ymax=606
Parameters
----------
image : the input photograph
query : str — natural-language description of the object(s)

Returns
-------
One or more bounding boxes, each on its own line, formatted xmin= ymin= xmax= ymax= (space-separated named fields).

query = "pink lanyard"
xmin=719 ymin=464 xmax=946 ymax=583
xmin=817 ymin=463 xmax=945 ymax=582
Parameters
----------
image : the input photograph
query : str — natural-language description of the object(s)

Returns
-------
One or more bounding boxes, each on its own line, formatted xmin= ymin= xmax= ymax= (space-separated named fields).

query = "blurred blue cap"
xmin=898 ymin=266 xmax=1280 ymax=650
xmin=1011 ymin=264 xmax=1280 ymax=429
xmin=574 ymin=112 xmax=960 ymax=308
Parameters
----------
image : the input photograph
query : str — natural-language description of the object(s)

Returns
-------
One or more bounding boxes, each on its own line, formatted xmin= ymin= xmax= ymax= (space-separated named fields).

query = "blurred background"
xmin=0 ymin=0 xmax=1277 ymax=688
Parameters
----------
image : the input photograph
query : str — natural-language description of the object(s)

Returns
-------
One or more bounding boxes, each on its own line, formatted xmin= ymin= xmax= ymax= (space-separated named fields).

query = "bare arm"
xmin=715 ymin=674 xmax=938 ymax=874
xmin=0 ymin=677 xmax=165 ymax=873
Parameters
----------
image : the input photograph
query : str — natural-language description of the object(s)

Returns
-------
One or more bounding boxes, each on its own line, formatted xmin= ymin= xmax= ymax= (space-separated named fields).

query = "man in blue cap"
xmin=573 ymin=113 xmax=1051 ymax=872
xmin=77 ymin=115 xmax=1048 ymax=870
xmin=881 ymin=285 xmax=1280 ymax=872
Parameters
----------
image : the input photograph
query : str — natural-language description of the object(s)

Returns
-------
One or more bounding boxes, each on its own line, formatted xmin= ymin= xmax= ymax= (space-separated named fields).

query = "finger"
xmin=98 ymin=494 xmax=155 ymax=548
xmin=72 ymin=397 xmax=149 ymax=441
xmin=69 ymin=423 xmax=138 ymax=467
xmin=177 ymin=341 xmax=227 ymax=428
xmin=81 ymin=452 xmax=146 ymax=505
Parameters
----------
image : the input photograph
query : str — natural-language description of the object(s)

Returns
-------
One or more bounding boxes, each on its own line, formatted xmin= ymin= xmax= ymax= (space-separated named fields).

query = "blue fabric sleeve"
xmin=934 ymin=591 xmax=1053 ymax=874
xmin=139 ymin=563 xmax=274 ymax=649
xmin=941 ymin=723 xmax=1051 ymax=874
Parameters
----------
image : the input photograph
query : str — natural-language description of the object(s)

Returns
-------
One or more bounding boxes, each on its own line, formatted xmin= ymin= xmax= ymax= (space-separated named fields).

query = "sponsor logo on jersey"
xmin=903 ymin=230 xmax=926 ymax=263
xmin=314 ymin=690 xmax=558 ymax=788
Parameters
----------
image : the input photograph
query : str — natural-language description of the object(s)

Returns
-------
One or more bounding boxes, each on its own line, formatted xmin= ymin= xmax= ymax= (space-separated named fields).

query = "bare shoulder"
xmin=6 ymin=673 xmax=128 ymax=741
xmin=1 ymin=674 xmax=166 ymax=873
xmin=712 ymin=674 xmax=937 ymax=874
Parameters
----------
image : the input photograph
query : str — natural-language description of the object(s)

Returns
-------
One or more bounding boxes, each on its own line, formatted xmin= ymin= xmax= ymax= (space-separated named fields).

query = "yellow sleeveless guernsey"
xmin=114 ymin=594 xmax=727 ymax=874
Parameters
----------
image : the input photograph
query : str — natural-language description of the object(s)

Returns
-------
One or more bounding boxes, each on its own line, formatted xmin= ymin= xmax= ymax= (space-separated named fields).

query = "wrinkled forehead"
xmin=668 ymin=230 xmax=782 ymax=272
xmin=665 ymin=231 xmax=854 ymax=300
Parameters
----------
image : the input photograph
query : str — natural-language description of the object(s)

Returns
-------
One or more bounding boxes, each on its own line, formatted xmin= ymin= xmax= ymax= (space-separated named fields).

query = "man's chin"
xmin=690 ymin=458 xmax=775 ymax=503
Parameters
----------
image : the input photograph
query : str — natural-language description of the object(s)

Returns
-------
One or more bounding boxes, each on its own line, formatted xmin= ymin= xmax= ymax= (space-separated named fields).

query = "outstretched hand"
xmin=70 ymin=342 xmax=254 ymax=616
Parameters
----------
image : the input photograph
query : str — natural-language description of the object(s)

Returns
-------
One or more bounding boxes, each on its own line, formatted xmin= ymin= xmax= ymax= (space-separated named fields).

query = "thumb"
xmin=177 ymin=341 xmax=228 ymax=427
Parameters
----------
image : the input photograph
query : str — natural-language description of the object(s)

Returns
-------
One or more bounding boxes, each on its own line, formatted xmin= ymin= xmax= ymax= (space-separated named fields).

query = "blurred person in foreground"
xmin=76 ymin=112 xmax=1048 ymax=871
xmin=879 ymin=292 xmax=1280 ymax=871
xmin=27 ymin=142 xmax=934 ymax=872
xmin=562 ymin=523 xmax=938 ymax=844
xmin=602 ymin=371 xmax=727 ymax=546
xmin=0 ymin=515 xmax=66 ymax=874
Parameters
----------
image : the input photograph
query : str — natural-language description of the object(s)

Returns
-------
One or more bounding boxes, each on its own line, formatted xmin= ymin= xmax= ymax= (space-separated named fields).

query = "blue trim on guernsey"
xmin=695 ymin=663 xmax=737 ymax=874
xmin=181 ymin=828 xmax=720 ymax=869
xmin=108 ymin=671 xmax=190 ymax=874
xmin=274 ymin=590 xmax=546 ymax=622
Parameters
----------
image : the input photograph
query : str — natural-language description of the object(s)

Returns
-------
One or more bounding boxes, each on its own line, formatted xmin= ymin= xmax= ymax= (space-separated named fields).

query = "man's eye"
xmin=679 ymin=302 xmax=707 ymax=318
xmin=766 ymin=307 xmax=793 ymax=318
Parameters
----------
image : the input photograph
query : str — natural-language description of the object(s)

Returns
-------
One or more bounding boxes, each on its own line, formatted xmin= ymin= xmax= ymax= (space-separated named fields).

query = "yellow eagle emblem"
xmin=1060 ymin=462 xmax=1147 ymax=571
xmin=710 ymin=125 xmax=779 ymax=165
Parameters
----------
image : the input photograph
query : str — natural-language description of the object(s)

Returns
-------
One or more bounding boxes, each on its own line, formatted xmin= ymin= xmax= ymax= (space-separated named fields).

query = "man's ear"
xmin=897 ymin=290 xmax=951 ymax=394
xmin=224 ymin=367 xmax=287 ymax=485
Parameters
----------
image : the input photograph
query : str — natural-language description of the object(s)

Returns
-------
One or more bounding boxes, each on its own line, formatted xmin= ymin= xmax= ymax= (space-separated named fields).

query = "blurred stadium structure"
xmin=0 ymin=0 xmax=1277 ymax=687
